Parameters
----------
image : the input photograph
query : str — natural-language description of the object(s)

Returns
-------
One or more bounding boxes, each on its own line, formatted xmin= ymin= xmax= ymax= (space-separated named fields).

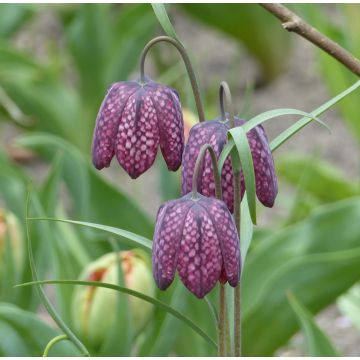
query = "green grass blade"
xmin=242 ymin=108 xmax=330 ymax=133
xmin=25 ymin=187 xmax=90 ymax=356
xmin=287 ymin=292 xmax=339 ymax=356
xmin=270 ymin=80 xmax=360 ymax=151
xmin=228 ymin=127 xmax=257 ymax=224
xmin=27 ymin=217 xmax=152 ymax=251
xmin=16 ymin=279 xmax=217 ymax=350
xmin=151 ymin=4 xmax=180 ymax=41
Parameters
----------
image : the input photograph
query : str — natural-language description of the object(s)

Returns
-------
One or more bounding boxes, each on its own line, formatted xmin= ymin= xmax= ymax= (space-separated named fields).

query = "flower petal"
xmin=247 ymin=125 xmax=278 ymax=207
xmin=92 ymin=82 xmax=138 ymax=170
xmin=115 ymin=88 xmax=160 ymax=179
xmin=152 ymin=199 xmax=191 ymax=290
xmin=149 ymin=84 xmax=184 ymax=171
xmin=181 ymin=121 xmax=219 ymax=196
xmin=177 ymin=202 xmax=223 ymax=298
xmin=206 ymin=197 xmax=240 ymax=286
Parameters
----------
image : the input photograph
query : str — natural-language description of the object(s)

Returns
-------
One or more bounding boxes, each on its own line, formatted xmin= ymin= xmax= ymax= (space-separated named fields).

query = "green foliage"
xmin=0 ymin=303 xmax=80 ymax=356
xmin=338 ymin=284 xmax=360 ymax=332
xmin=0 ymin=3 xmax=360 ymax=357
xmin=242 ymin=198 xmax=360 ymax=355
xmin=288 ymin=292 xmax=339 ymax=356
xmin=180 ymin=4 xmax=291 ymax=81
xmin=298 ymin=4 xmax=360 ymax=143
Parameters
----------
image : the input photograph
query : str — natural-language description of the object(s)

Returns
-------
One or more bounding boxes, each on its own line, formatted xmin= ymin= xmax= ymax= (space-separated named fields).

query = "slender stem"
xmin=25 ymin=187 xmax=90 ymax=357
xmin=191 ymin=144 xmax=222 ymax=199
xmin=224 ymin=297 xmax=232 ymax=356
xmin=260 ymin=3 xmax=360 ymax=78
xmin=219 ymin=81 xmax=235 ymax=127
xmin=233 ymin=174 xmax=241 ymax=356
xmin=219 ymin=81 xmax=242 ymax=356
xmin=218 ymin=284 xmax=226 ymax=356
xmin=191 ymin=143 xmax=225 ymax=355
xmin=139 ymin=36 xmax=205 ymax=122
xmin=43 ymin=335 xmax=68 ymax=357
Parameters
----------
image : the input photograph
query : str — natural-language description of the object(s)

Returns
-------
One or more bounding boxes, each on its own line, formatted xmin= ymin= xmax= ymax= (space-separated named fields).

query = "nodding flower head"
xmin=92 ymin=78 xmax=184 ymax=179
xmin=152 ymin=193 xmax=240 ymax=299
xmin=182 ymin=117 xmax=278 ymax=212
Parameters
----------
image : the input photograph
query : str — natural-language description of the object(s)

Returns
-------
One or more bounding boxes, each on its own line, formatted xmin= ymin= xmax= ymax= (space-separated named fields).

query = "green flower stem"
xmin=43 ymin=335 xmax=68 ymax=357
xmin=191 ymin=144 xmax=222 ymax=200
xmin=219 ymin=81 xmax=242 ymax=356
xmin=219 ymin=81 xmax=235 ymax=128
xmin=139 ymin=36 xmax=205 ymax=123
xmin=233 ymin=173 xmax=242 ymax=356
xmin=218 ymin=284 xmax=226 ymax=356
xmin=191 ymin=143 xmax=226 ymax=356
xmin=25 ymin=187 xmax=90 ymax=357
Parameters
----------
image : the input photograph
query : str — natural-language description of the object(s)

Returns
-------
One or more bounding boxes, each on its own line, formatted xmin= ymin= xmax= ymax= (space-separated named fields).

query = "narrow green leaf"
xmin=25 ymin=188 xmax=90 ymax=356
xmin=0 ymin=303 xmax=79 ymax=356
xmin=99 ymin=239 xmax=132 ymax=355
xmin=242 ymin=108 xmax=329 ymax=133
xmin=287 ymin=292 xmax=339 ymax=356
xmin=240 ymin=195 xmax=253 ymax=270
xmin=270 ymin=80 xmax=360 ymax=151
xmin=338 ymin=285 xmax=360 ymax=331
xmin=28 ymin=217 xmax=152 ymax=251
xmin=43 ymin=335 xmax=69 ymax=357
xmin=151 ymin=4 xmax=180 ymax=41
xmin=218 ymin=141 xmax=233 ymax=173
xmin=228 ymin=127 xmax=257 ymax=224
xmin=17 ymin=279 xmax=217 ymax=350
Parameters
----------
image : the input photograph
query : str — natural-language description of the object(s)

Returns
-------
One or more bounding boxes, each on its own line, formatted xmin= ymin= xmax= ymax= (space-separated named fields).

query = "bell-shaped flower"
xmin=182 ymin=117 xmax=278 ymax=212
xmin=92 ymin=78 xmax=184 ymax=179
xmin=152 ymin=193 xmax=240 ymax=299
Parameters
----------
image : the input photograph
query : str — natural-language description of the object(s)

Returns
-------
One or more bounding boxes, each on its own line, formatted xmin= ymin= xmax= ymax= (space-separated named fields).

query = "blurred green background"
xmin=0 ymin=3 xmax=359 ymax=356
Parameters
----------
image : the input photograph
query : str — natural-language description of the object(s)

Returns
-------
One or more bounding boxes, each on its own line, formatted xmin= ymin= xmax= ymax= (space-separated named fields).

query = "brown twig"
xmin=260 ymin=3 xmax=360 ymax=77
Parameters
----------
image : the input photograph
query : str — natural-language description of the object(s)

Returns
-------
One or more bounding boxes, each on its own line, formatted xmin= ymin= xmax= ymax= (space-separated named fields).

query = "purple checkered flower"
xmin=182 ymin=117 xmax=278 ymax=212
xmin=152 ymin=193 xmax=240 ymax=299
xmin=92 ymin=78 xmax=184 ymax=179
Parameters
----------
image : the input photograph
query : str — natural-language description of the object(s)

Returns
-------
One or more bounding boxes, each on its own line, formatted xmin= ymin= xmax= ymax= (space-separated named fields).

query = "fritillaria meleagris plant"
xmin=90 ymin=35 xmax=271 ymax=357
xmin=91 ymin=36 xmax=205 ymax=179
xmin=152 ymin=144 xmax=241 ymax=299
xmin=182 ymin=83 xmax=278 ymax=212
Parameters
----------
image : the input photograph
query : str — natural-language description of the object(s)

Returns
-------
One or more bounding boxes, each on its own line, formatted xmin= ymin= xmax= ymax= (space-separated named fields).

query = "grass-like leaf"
xmin=270 ymin=80 xmax=360 ymax=151
xmin=228 ymin=127 xmax=257 ymax=224
xmin=287 ymin=292 xmax=339 ymax=356
xmin=242 ymin=108 xmax=329 ymax=133
xmin=25 ymin=188 xmax=90 ymax=356
xmin=16 ymin=279 xmax=217 ymax=350
xmin=151 ymin=4 xmax=180 ymax=42
xmin=28 ymin=217 xmax=152 ymax=251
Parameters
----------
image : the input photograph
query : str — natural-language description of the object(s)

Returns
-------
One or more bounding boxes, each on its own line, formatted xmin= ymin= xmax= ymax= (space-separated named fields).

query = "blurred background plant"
xmin=0 ymin=3 xmax=359 ymax=356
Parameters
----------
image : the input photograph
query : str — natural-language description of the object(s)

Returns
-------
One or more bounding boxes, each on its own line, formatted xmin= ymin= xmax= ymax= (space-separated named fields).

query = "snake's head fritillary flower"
xmin=152 ymin=193 xmax=240 ymax=299
xmin=92 ymin=77 xmax=184 ymax=179
xmin=181 ymin=117 xmax=278 ymax=212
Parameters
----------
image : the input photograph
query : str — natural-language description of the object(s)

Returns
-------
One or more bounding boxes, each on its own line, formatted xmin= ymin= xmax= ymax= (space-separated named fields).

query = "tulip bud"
xmin=72 ymin=250 xmax=154 ymax=349
xmin=0 ymin=209 xmax=24 ymax=281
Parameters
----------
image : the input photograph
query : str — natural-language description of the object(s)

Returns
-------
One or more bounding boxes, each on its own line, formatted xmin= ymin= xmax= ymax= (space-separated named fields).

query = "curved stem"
xmin=233 ymin=177 xmax=242 ymax=356
xmin=191 ymin=144 xmax=222 ymax=199
xmin=218 ymin=284 xmax=226 ymax=356
xmin=43 ymin=335 xmax=68 ymax=357
xmin=219 ymin=81 xmax=242 ymax=356
xmin=219 ymin=81 xmax=235 ymax=127
xmin=139 ymin=36 xmax=205 ymax=122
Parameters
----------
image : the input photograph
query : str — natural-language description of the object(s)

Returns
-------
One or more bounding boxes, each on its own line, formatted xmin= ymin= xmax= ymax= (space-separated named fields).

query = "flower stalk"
xmin=190 ymin=143 xmax=227 ymax=356
xmin=219 ymin=81 xmax=242 ymax=356
xmin=139 ymin=36 xmax=205 ymax=123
